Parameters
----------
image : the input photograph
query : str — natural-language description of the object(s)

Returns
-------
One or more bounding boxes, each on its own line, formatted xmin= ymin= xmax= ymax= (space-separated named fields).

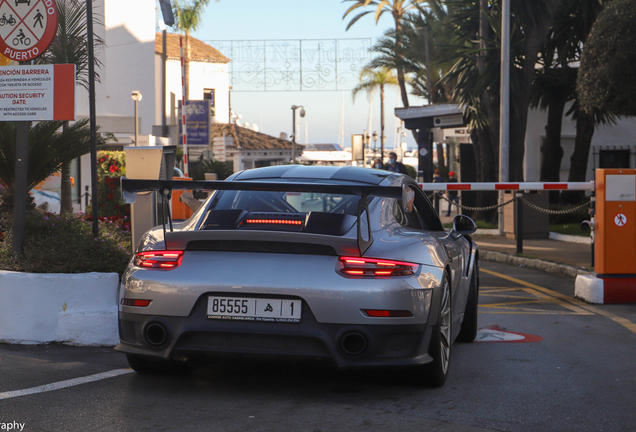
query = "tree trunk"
xmin=507 ymin=0 xmax=560 ymax=182
xmin=60 ymin=121 xmax=73 ymax=214
xmin=562 ymin=110 xmax=595 ymax=203
xmin=394 ymin=19 xmax=409 ymax=108
xmin=540 ymin=95 xmax=567 ymax=202
xmin=436 ymin=143 xmax=445 ymax=170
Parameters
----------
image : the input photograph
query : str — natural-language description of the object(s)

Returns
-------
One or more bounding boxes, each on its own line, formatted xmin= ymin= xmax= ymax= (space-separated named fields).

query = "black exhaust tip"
xmin=340 ymin=331 xmax=368 ymax=356
xmin=144 ymin=322 xmax=168 ymax=346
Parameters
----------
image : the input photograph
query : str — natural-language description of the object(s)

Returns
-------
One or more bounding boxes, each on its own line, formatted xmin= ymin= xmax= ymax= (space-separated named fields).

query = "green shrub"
xmin=0 ymin=209 xmax=132 ymax=276
xmin=189 ymin=158 xmax=234 ymax=181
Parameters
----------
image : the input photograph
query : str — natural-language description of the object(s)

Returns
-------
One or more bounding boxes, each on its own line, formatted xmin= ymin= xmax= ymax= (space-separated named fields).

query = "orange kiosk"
xmin=171 ymin=177 xmax=194 ymax=220
xmin=576 ymin=169 xmax=636 ymax=303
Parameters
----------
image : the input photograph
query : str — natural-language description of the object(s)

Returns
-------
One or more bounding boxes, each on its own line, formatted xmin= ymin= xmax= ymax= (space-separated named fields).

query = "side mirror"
xmin=452 ymin=215 xmax=477 ymax=236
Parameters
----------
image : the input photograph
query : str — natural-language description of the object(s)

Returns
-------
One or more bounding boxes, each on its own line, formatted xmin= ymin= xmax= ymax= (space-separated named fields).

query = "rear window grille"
xmin=186 ymin=240 xmax=337 ymax=256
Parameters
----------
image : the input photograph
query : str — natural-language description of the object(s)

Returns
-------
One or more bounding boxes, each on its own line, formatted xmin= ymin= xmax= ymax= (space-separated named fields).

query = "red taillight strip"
xmin=364 ymin=309 xmax=413 ymax=317
xmin=121 ymin=299 xmax=152 ymax=307
xmin=134 ymin=251 xmax=184 ymax=270
xmin=245 ymin=219 xmax=303 ymax=225
xmin=338 ymin=256 xmax=418 ymax=277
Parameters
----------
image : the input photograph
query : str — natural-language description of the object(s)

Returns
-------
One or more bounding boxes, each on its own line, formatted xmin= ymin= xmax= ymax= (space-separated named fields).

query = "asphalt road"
xmin=1 ymin=261 xmax=635 ymax=432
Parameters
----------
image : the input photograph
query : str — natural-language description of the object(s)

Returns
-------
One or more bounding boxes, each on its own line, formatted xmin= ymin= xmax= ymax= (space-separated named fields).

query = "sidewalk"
xmin=440 ymin=211 xmax=593 ymax=278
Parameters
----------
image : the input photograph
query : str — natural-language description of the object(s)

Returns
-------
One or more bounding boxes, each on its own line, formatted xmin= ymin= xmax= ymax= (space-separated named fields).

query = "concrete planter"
xmin=0 ymin=271 xmax=119 ymax=346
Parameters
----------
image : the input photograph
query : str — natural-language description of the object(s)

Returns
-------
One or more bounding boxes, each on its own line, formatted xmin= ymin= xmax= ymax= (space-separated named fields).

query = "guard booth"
xmin=576 ymin=169 xmax=636 ymax=303
xmin=124 ymin=145 xmax=177 ymax=249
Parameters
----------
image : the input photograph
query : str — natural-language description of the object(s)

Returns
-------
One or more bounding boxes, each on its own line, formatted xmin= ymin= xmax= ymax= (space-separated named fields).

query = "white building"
xmin=71 ymin=0 xmax=230 ymax=211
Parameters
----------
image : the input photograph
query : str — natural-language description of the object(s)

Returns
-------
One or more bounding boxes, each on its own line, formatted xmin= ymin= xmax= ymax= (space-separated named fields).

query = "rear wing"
xmin=120 ymin=177 xmax=405 ymax=256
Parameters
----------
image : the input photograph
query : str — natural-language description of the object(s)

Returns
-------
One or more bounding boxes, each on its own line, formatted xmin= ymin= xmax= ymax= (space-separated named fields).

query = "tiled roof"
xmin=155 ymin=33 xmax=230 ymax=64
xmin=211 ymin=123 xmax=302 ymax=150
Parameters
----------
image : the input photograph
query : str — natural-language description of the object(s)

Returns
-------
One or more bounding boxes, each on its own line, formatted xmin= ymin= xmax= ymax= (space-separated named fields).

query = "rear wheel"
xmin=457 ymin=258 xmax=479 ymax=343
xmin=126 ymin=354 xmax=193 ymax=375
xmin=417 ymin=276 xmax=452 ymax=387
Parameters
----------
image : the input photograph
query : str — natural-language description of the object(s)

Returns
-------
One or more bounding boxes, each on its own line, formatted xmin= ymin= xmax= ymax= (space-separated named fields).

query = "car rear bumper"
xmin=116 ymin=294 xmax=435 ymax=369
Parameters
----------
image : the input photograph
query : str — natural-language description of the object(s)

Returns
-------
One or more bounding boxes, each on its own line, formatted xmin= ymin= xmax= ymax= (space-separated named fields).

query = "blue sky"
xmin=187 ymin=0 xmax=425 ymax=149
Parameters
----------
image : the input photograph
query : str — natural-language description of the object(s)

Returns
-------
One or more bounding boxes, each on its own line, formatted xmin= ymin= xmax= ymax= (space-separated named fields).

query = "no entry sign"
xmin=0 ymin=0 xmax=58 ymax=62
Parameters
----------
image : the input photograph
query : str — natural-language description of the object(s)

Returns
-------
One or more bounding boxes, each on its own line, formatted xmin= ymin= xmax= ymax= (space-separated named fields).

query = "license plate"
xmin=207 ymin=296 xmax=302 ymax=323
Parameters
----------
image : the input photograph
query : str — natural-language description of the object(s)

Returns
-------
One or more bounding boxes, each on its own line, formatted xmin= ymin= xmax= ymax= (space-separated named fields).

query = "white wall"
xmin=524 ymin=106 xmax=636 ymax=181
xmin=164 ymin=59 xmax=230 ymax=124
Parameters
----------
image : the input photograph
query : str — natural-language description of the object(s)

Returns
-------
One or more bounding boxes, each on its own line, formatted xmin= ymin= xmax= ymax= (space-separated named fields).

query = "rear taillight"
xmin=134 ymin=251 xmax=184 ymax=270
xmin=121 ymin=299 xmax=152 ymax=307
xmin=364 ymin=309 xmax=413 ymax=317
xmin=338 ymin=256 xmax=418 ymax=277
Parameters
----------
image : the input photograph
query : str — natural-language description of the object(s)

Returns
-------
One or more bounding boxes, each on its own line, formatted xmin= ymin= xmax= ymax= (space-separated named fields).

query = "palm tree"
xmin=343 ymin=0 xmax=435 ymax=108
xmin=172 ymin=0 xmax=215 ymax=99
xmin=442 ymin=0 xmax=562 ymax=182
xmin=352 ymin=67 xmax=399 ymax=159
xmin=35 ymin=0 xmax=104 ymax=214
xmin=531 ymin=0 xmax=608 ymax=196
xmin=0 ymin=119 xmax=104 ymax=196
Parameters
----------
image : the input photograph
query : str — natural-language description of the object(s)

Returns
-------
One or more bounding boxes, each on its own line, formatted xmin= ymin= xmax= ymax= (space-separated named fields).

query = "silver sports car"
xmin=117 ymin=165 xmax=479 ymax=387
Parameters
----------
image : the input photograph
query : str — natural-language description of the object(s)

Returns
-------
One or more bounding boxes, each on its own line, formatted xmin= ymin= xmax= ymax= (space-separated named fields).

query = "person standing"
xmin=373 ymin=158 xmax=384 ymax=170
xmin=446 ymin=171 xmax=459 ymax=216
xmin=386 ymin=152 xmax=408 ymax=174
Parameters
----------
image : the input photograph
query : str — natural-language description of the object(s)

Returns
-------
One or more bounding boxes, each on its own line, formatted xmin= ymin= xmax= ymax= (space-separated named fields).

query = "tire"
xmin=417 ymin=276 xmax=452 ymax=388
xmin=126 ymin=354 xmax=193 ymax=376
xmin=457 ymin=257 xmax=479 ymax=343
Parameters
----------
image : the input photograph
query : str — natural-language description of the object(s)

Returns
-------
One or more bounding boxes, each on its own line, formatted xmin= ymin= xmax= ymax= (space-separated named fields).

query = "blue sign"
xmin=178 ymin=100 xmax=211 ymax=146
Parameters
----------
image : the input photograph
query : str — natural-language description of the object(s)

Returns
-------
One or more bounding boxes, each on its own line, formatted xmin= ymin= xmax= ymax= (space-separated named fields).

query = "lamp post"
xmin=291 ymin=105 xmax=305 ymax=164
xmin=131 ymin=90 xmax=142 ymax=146
xmin=372 ymin=131 xmax=378 ymax=158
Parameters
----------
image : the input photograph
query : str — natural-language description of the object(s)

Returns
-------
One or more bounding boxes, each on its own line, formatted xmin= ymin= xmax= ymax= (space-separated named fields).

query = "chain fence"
xmin=435 ymin=193 xmax=592 ymax=214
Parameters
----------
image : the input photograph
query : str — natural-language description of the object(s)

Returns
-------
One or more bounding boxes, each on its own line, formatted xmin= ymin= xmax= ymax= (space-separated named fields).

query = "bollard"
xmin=515 ymin=191 xmax=523 ymax=254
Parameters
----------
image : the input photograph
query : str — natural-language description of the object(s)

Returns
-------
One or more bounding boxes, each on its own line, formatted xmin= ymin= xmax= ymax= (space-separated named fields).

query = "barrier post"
xmin=515 ymin=191 xmax=523 ymax=254
xmin=575 ymin=169 xmax=636 ymax=304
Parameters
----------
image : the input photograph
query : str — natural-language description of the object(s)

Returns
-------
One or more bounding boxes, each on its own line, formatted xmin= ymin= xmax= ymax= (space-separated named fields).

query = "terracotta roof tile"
xmin=211 ymin=123 xmax=302 ymax=150
xmin=155 ymin=33 xmax=230 ymax=64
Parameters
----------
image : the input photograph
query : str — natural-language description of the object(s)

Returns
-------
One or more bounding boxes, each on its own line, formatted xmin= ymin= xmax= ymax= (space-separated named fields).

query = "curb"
xmin=480 ymin=249 xmax=591 ymax=279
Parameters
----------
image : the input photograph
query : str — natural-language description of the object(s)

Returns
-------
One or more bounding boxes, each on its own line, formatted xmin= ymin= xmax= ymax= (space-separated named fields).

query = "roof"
xmin=155 ymin=33 xmax=230 ymax=64
xmin=211 ymin=123 xmax=300 ymax=151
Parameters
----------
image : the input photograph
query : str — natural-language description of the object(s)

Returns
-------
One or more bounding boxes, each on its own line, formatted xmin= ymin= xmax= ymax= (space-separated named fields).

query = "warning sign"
xmin=0 ymin=0 xmax=58 ymax=62
xmin=614 ymin=213 xmax=627 ymax=227
xmin=0 ymin=64 xmax=75 ymax=120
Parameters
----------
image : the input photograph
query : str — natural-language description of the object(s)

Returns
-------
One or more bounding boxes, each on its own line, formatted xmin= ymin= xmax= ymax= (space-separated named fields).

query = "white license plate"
xmin=207 ymin=296 xmax=302 ymax=323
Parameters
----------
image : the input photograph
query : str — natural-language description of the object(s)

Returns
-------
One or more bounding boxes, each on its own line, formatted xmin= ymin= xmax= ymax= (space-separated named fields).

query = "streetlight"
xmin=291 ymin=105 xmax=305 ymax=164
xmin=372 ymin=131 xmax=378 ymax=158
xmin=131 ymin=90 xmax=142 ymax=146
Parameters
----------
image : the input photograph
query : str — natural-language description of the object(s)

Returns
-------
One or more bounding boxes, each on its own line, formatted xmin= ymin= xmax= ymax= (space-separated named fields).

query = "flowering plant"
xmin=93 ymin=151 xmax=129 ymax=219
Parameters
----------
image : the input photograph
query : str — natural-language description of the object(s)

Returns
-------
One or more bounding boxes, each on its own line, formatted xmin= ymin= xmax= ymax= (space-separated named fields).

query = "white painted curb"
xmin=0 ymin=271 xmax=119 ymax=346
xmin=574 ymin=274 xmax=604 ymax=304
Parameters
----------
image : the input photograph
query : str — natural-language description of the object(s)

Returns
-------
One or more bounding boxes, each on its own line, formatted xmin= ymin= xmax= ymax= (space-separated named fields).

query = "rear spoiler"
xmin=120 ymin=177 xmax=404 ymax=256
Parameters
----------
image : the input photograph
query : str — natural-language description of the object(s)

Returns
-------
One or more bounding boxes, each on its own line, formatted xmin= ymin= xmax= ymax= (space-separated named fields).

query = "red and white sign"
xmin=0 ymin=0 xmax=58 ymax=62
xmin=0 ymin=64 xmax=75 ymax=121
xmin=614 ymin=213 xmax=627 ymax=227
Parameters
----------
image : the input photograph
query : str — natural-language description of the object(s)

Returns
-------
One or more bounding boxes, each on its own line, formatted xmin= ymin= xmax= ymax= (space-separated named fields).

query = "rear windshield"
xmin=208 ymin=190 xmax=362 ymax=215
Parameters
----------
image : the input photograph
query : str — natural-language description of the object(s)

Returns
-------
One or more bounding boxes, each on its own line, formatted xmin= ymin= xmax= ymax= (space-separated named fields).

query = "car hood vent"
xmin=185 ymin=240 xmax=337 ymax=256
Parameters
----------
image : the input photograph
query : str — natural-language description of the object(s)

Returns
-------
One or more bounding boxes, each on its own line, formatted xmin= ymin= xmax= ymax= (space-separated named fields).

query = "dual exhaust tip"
xmin=340 ymin=331 xmax=368 ymax=356
xmin=144 ymin=322 xmax=369 ymax=357
xmin=144 ymin=322 xmax=169 ymax=346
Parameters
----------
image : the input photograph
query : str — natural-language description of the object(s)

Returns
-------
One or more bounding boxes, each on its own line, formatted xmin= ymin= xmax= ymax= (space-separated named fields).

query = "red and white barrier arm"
xmin=418 ymin=181 xmax=595 ymax=191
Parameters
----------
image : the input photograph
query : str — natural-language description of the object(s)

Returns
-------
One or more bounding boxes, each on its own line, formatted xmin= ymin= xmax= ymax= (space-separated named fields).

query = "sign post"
xmin=0 ymin=0 xmax=59 ymax=254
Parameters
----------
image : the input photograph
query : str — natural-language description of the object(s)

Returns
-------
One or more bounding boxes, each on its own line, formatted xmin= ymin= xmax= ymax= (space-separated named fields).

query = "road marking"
xmin=0 ymin=368 xmax=133 ymax=401
xmin=482 ymin=268 xmax=636 ymax=336
xmin=480 ymin=286 xmax=593 ymax=315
